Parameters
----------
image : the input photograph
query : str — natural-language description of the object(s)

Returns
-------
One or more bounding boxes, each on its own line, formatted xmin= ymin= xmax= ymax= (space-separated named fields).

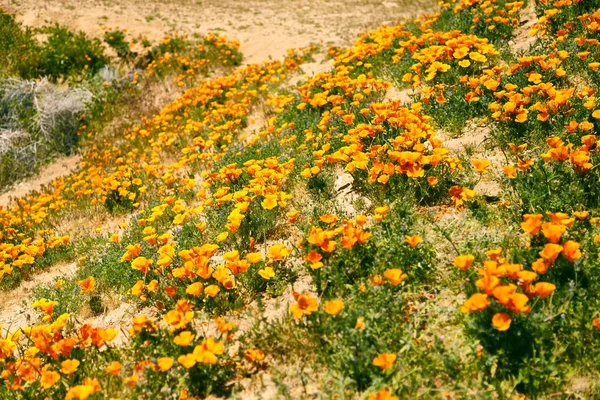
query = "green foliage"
xmin=0 ymin=12 xmax=107 ymax=81
xmin=104 ymin=29 xmax=137 ymax=62
xmin=35 ymin=24 xmax=108 ymax=81
xmin=0 ymin=11 xmax=40 ymax=79
xmin=506 ymin=158 xmax=600 ymax=214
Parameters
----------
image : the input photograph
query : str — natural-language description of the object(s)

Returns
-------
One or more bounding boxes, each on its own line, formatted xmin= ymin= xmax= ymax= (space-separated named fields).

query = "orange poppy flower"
xmin=261 ymin=194 xmax=278 ymax=210
xmin=539 ymin=243 xmax=563 ymax=262
xmin=157 ymin=357 xmax=174 ymax=372
xmin=562 ymin=240 xmax=582 ymax=262
xmin=383 ymin=268 xmax=408 ymax=286
xmin=461 ymin=293 xmax=489 ymax=313
xmin=471 ymin=159 xmax=491 ymax=173
xmin=178 ymin=354 xmax=197 ymax=369
xmin=165 ymin=286 xmax=177 ymax=298
xmin=541 ymin=223 xmax=565 ymax=243
xmin=287 ymin=210 xmax=301 ymax=223
xmin=223 ymin=250 xmax=239 ymax=262
xmin=372 ymin=353 xmax=396 ymax=370
xmin=320 ymin=214 xmax=338 ymax=224
xmin=173 ymin=331 xmax=195 ymax=347
xmin=448 ymin=186 xmax=475 ymax=207
xmin=503 ymin=165 xmax=517 ymax=179
xmin=368 ymin=388 xmax=399 ymax=400
xmin=516 ymin=270 xmax=537 ymax=285
xmin=305 ymin=250 xmax=323 ymax=264
xmin=492 ymin=284 xmax=517 ymax=305
xmin=355 ymin=317 xmax=366 ymax=330
xmin=244 ymin=349 xmax=265 ymax=362
xmin=521 ymin=214 xmax=543 ymax=235
xmin=508 ymin=293 xmax=531 ymax=314
xmin=267 ymin=244 xmax=291 ymax=260
xmin=485 ymin=249 xmax=503 ymax=261
xmin=289 ymin=292 xmax=319 ymax=319
xmin=492 ymin=313 xmax=511 ymax=331
xmin=258 ymin=267 xmax=275 ymax=280
xmin=323 ymin=299 xmax=345 ymax=316
xmin=193 ymin=337 xmax=224 ymax=365
xmin=131 ymin=257 xmax=153 ymax=274
xmin=186 ymin=282 xmax=203 ymax=296
xmin=40 ymin=370 xmax=60 ymax=389
xmin=532 ymin=282 xmax=556 ymax=299
xmin=205 ymin=285 xmax=220 ymax=297
xmin=404 ymin=234 xmax=422 ymax=248
xmin=65 ymin=384 xmax=96 ymax=400
xmin=77 ymin=277 xmax=96 ymax=294
xmin=105 ymin=361 xmax=123 ymax=376
xmin=246 ymin=252 xmax=263 ymax=264
xmin=453 ymin=254 xmax=475 ymax=271
xmin=532 ymin=258 xmax=550 ymax=274
xmin=475 ymin=272 xmax=500 ymax=294
xmin=61 ymin=359 xmax=80 ymax=375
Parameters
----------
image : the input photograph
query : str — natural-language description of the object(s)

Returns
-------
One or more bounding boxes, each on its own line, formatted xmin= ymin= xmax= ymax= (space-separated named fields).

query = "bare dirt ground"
xmin=0 ymin=262 xmax=77 ymax=333
xmin=510 ymin=0 xmax=538 ymax=54
xmin=6 ymin=0 xmax=435 ymax=64
xmin=0 ymin=154 xmax=79 ymax=207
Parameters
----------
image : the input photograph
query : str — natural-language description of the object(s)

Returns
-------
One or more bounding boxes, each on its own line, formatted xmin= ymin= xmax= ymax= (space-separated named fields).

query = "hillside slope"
xmin=2 ymin=0 xmax=600 ymax=399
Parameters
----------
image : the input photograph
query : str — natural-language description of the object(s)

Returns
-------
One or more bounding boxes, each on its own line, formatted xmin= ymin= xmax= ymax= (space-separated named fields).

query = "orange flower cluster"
xmin=440 ymin=0 xmax=523 ymax=34
xmin=0 ymin=312 xmax=118 ymax=392
xmin=327 ymin=102 xmax=451 ymax=183
xmin=289 ymin=292 xmax=346 ymax=319
xmin=459 ymin=248 xmax=556 ymax=330
xmin=0 ymin=233 xmax=70 ymax=281
xmin=521 ymin=212 xmax=585 ymax=273
xmin=459 ymin=211 xmax=593 ymax=331
xmin=302 ymin=215 xmax=373 ymax=269
xmin=503 ymin=134 xmax=600 ymax=179
xmin=400 ymin=31 xmax=499 ymax=88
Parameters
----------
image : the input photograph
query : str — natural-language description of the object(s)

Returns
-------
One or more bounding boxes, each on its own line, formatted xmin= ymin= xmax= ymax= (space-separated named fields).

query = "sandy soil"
xmin=0 ymin=154 xmax=79 ymax=207
xmin=6 ymin=0 xmax=435 ymax=64
xmin=511 ymin=0 xmax=538 ymax=54
xmin=0 ymin=262 xmax=77 ymax=333
xmin=440 ymin=120 xmax=504 ymax=198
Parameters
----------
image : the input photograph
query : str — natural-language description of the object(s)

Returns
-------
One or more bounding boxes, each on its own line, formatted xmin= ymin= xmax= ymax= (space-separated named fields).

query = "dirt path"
xmin=0 ymin=154 xmax=79 ymax=207
xmin=511 ymin=0 xmax=538 ymax=53
xmin=7 ymin=0 xmax=435 ymax=64
xmin=0 ymin=262 xmax=77 ymax=333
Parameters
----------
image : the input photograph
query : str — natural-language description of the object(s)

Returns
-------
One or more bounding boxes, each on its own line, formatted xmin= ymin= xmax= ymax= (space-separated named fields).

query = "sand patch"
xmin=510 ymin=0 xmax=538 ymax=54
xmin=0 ymin=154 xmax=79 ymax=207
xmin=440 ymin=120 xmax=504 ymax=198
xmin=0 ymin=262 xmax=77 ymax=333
